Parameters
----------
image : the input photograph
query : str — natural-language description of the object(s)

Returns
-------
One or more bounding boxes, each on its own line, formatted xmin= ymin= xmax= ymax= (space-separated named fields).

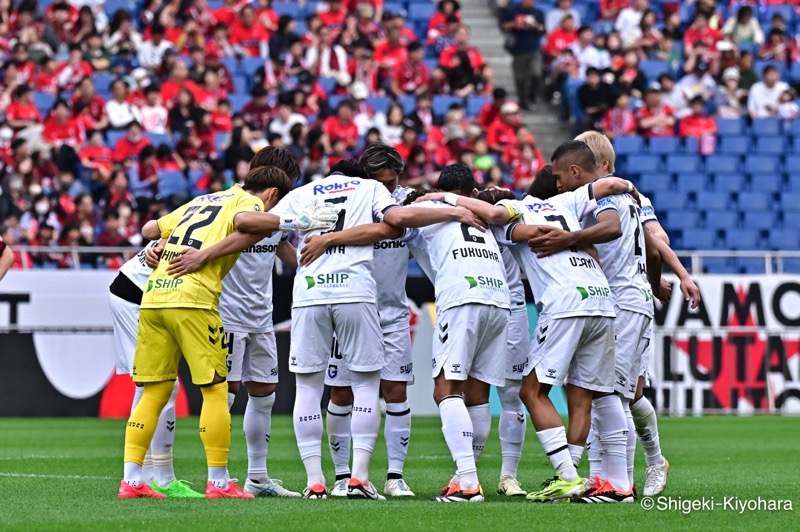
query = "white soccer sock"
xmin=123 ymin=461 xmax=143 ymax=486
xmin=466 ymin=403 xmax=491 ymax=464
xmin=326 ymin=400 xmax=352 ymax=477
xmin=228 ymin=392 xmax=236 ymax=411
xmin=350 ymin=371 xmax=381 ymax=482
xmin=385 ymin=401 xmax=411 ymax=477
xmin=586 ymin=419 xmax=603 ymax=478
xmin=622 ymin=401 xmax=636 ymax=487
xmin=568 ymin=444 xmax=584 ymax=470
xmin=151 ymin=380 xmax=179 ymax=488
xmin=497 ymin=382 xmax=526 ymax=478
xmin=244 ymin=392 xmax=275 ymax=483
xmin=294 ymin=372 xmax=326 ymax=487
xmin=631 ymin=396 xmax=665 ymax=467
xmin=536 ymin=426 xmax=578 ymax=482
xmin=593 ymin=394 xmax=631 ymax=492
xmin=208 ymin=466 xmax=229 ymax=489
xmin=439 ymin=396 xmax=479 ymax=491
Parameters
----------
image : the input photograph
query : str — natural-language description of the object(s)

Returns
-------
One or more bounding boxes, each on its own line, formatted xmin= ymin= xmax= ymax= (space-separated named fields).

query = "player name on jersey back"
xmin=271 ymin=173 xmax=398 ymax=308
xmin=405 ymin=201 xmax=510 ymax=313
xmin=119 ymin=240 xmax=160 ymax=289
xmin=582 ymin=193 xmax=654 ymax=317
xmin=495 ymin=191 xmax=615 ymax=319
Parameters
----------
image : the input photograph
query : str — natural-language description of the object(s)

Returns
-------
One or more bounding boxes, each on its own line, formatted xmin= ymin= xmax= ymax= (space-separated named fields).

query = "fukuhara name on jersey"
xmin=405 ymin=200 xmax=510 ymax=313
xmin=271 ymin=173 xmax=398 ymax=308
xmin=119 ymin=239 xmax=161 ymax=289
xmin=581 ymin=187 xmax=653 ymax=317
xmin=218 ymin=231 xmax=286 ymax=333
xmin=495 ymin=184 xmax=615 ymax=320
xmin=372 ymin=187 xmax=413 ymax=332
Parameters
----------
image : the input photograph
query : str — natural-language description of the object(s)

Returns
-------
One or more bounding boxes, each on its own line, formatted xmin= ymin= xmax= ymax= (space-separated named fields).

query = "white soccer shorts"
xmin=225 ymin=330 xmax=279 ymax=384
xmin=290 ymin=302 xmax=384 ymax=373
xmin=639 ymin=319 xmax=656 ymax=387
xmin=613 ymin=307 xmax=653 ymax=399
xmin=325 ymin=327 xmax=413 ymax=386
xmin=505 ymin=307 xmax=531 ymax=380
xmin=432 ymin=303 xmax=509 ymax=387
xmin=526 ymin=315 xmax=616 ymax=393
xmin=109 ymin=293 xmax=140 ymax=375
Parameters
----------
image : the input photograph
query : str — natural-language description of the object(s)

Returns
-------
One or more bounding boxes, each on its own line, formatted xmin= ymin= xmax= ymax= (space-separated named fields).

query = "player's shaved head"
xmin=250 ymin=146 xmax=302 ymax=181
xmin=359 ymin=142 xmax=404 ymax=178
xmin=527 ymin=165 xmax=558 ymax=199
xmin=438 ymin=163 xmax=477 ymax=196
xmin=574 ymin=131 xmax=615 ymax=174
xmin=477 ymin=187 xmax=516 ymax=205
xmin=243 ymin=166 xmax=293 ymax=198
xmin=551 ymin=140 xmax=597 ymax=171
xmin=329 ymin=159 xmax=370 ymax=180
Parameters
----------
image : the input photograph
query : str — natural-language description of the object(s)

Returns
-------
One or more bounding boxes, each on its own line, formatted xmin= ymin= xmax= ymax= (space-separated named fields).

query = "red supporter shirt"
xmin=374 ymin=41 xmax=408 ymax=69
xmin=439 ymin=46 xmax=485 ymax=70
xmin=478 ymin=102 xmax=502 ymax=128
xmin=427 ymin=12 xmax=462 ymax=42
xmin=394 ymin=62 xmax=429 ymax=93
xmin=544 ymin=29 xmax=577 ymax=56
xmin=113 ymin=136 xmax=152 ymax=163
xmin=320 ymin=10 xmax=347 ymax=39
xmin=683 ymin=27 xmax=722 ymax=50
xmin=161 ymin=79 xmax=205 ymax=108
xmin=72 ymin=94 xmax=107 ymax=123
xmin=256 ymin=8 xmax=278 ymax=32
xmin=636 ymin=104 xmax=675 ymax=138
xmin=79 ymin=145 xmax=113 ymax=173
xmin=323 ymin=116 xmax=359 ymax=150
xmin=229 ymin=22 xmax=269 ymax=56
xmin=241 ymin=102 xmax=272 ymax=130
xmin=486 ymin=120 xmax=517 ymax=150
xmin=16 ymin=61 xmax=36 ymax=84
xmin=42 ymin=117 xmax=83 ymax=147
xmin=212 ymin=2 xmax=249 ymax=27
xmin=210 ymin=110 xmax=233 ymax=132
xmin=6 ymin=101 xmax=43 ymax=124
xmin=55 ymin=61 xmax=94 ymax=90
xmin=33 ymin=71 xmax=58 ymax=94
xmin=679 ymin=115 xmax=718 ymax=138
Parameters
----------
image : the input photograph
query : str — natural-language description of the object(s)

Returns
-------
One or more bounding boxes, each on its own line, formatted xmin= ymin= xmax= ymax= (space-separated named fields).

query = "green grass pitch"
xmin=0 ymin=416 xmax=796 ymax=530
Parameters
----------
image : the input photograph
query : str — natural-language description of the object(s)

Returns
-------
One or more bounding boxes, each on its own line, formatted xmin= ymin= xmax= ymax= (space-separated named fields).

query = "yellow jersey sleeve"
xmin=157 ymin=203 xmax=190 ymax=239
xmin=497 ymin=199 xmax=524 ymax=223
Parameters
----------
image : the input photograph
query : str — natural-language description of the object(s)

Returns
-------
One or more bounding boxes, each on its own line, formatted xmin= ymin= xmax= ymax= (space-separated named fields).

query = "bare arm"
xmin=276 ymin=239 xmax=298 ymax=269
xmin=233 ymin=212 xmax=282 ymax=235
xmin=383 ymin=205 xmax=487 ymax=231
xmin=166 ymin=231 xmax=264 ymax=278
xmin=528 ymin=210 xmax=622 ymax=258
xmin=592 ymin=177 xmax=635 ymax=200
xmin=644 ymin=228 xmax=667 ymax=302
xmin=649 ymin=230 xmax=701 ymax=309
xmin=414 ymin=192 xmax=512 ymax=225
xmin=142 ymin=220 xmax=161 ymax=240
xmin=300 ymin=223 xmax=403 ymax=267
xmin=0 ymin=245 xmax=13 ymax=281
xmin=644 ymin=220 xmax=670 ymax=246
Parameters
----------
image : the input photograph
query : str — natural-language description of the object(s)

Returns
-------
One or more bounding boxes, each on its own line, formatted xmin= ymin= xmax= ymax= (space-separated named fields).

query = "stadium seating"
xmin=613 ymin=136 xmax=644 ymax=156
xmin=724 ymin=229 xmax=761 ymax=250
xmin=666 ymin=155 xmax=701 ymax=174
xmin=648 ymin=136 xmax=681 ymax=155
xmin=695 ymin=191 xmax=731 ymax=211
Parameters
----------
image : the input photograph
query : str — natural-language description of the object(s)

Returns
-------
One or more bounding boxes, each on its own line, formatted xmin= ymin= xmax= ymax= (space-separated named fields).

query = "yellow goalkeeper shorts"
xmin=132 ymin=308 xmax=228 ymax=385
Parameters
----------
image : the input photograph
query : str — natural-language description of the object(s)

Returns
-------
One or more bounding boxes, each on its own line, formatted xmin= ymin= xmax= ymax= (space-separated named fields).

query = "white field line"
xmin=0 ymin=472 xmax=114 ymax=480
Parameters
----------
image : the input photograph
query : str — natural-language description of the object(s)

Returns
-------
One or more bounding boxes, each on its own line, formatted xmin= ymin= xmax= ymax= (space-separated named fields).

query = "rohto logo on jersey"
xmin=524 ymin=202 xmax=558 ymax=213
xmin=576 ymin=285 xmax=611 ymax=300
xmin=306 ymin=273 xmax=350 ymax=289
xmin=465 ymin=275 xmax=505 ymax=290
xmin=312 ymin=180 xmax=361 ymax=195
xmin=146 ymin=278 xmax=184 ymax=293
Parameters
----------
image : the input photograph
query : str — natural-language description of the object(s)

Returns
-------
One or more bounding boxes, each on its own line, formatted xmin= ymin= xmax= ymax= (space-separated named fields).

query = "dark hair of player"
xmin=550 ymin=140 xmax=597 ymax=171
xmin=438 ymin=163 xmax=476 ymax=195
xmin=242 ymin=166 xmax=293 ymax=198
xmin=359 ymin=142 xmax=404 ymax=178
xmin=477 ymin=187 xmax=516 ymax=205
xmin=250 ymin=146 xmax=301 ymax=181
xmin=402 ymin=188 xmax=440 ymax=206
xmin=329 ymin=159 xmax=370 ymax=180
xmin=527 ymin=165 xmax=558 ymax=200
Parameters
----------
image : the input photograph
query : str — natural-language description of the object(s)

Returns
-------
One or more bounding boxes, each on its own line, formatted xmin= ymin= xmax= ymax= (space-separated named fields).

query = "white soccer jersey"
xmin=405 ymin=200 xmax=510 ymax=313
xmin=581 ymin=191 xmax=653 ymax=317
xmin=494 ymin=186 xmax=615 ymax=319
xmin=118 ymin=240 xmax=160 ymax=289
xmin=639 ymin=193 xmax=659 ymax=226
xmin=373 ymin=187 xmax=412 ymax=332
xmin=500 ymin=246 xmax=526 ymax=309
xmin=218 ymin=231 xmax=285 ymax=333
xmin=271 ymin=173 xmax=398 ymax=308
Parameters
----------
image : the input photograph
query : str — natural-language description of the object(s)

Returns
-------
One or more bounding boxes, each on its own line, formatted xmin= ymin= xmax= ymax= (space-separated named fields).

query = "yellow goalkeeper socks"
xmin=199 ymin=381 xmax=231 ymax=468
xmin=123 ymin=380 xmax=175 ymax=476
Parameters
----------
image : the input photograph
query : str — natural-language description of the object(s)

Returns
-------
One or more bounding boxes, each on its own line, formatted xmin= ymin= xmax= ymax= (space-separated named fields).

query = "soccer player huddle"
xmin=112 ymin=133 xmax=700 ymax=503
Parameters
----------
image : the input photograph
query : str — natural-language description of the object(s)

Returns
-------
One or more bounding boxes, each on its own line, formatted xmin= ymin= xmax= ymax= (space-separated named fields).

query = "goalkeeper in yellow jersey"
xmin=118 ymin=166 xmax=339 ymax=499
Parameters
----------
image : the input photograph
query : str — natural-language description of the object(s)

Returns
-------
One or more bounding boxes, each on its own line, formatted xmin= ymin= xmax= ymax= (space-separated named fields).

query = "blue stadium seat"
xmin=695 ymin=191 xmax=731 ymax=210
xmin=158 ymin=171 xmax=188 ymax=198
xmin=674 ymin=173 xmax=706 ymax=193
xmin=749 ymin=173 xmax=783 ymax=194
xmin=466 ymin=96 xmax=491 ymax=118
xmin=366 ymin=96 xmax=391 ymax=115
xmin=750 ymin=117 xmax=782 ymax=137
xmin=144 ymin=132 xmax=173 ymax=148
xmin=106 ymin=130 xmax=126 ymax=147
xmin=663 ymin=209 xmax=699 ymax=229
xmin=650 ymin=191 xmax=686 ymax=210
xmin=791 ymin=62 xmax=800 ymax=84
xmin=787 ymin=174 xmax=800 ymax=192
xmin=784 ymin=258 xmax=800 ymax=273
xmin=711 ymin=173 xmax=745 ymax=193
xmin=613 ymin=136 xmax=644 ymax=156
xmin=327 ymin=94 xmax=346 ymax=111
xmin=188 ymin=169 xmax=207 ymax=196
xmin=705 ymin=155 xmax=739 ymax=174
xmin=626 ymin=155 xmax=661 ymax=174
xmin=724 ymin=228 xmax=761 ymax=249
xmin=666 ymin=155 xmax=701 ymax=174
xmin=273 ymin=2 xmax=300 ymax=17
xmin=220 ymin=57 xmax=237 ymax=76
xmin=34 ymin=92 xmax=55 ymax=117
xmin=648 ymin=136 xmax=681 ymax=155
xmin=229 ymin=94 xmax=249 ymax=113
xmin=702 ymin=257 xmax=738 ymax=274
xmin=683 ymin=137 xmax=699 ymax=153
xmin=240 ymin=58 xmax=263 ymax=77
xmin=93 ymin=73 xmax=114 ymax=93
xmin=409 ymin=2 xmax=436 ymax=20
xmin=432 ymin=95 xmax=462 ymax=120
xmin=764 ymin=5 xmax=796 ymax=24
xmin=785 ymin=154 xmax=800 ymax=172
xmin=769 ymin=228 xmax=800 ymax=250
xmin=318 ymin=77 xmax=337 ymax=94
xmin=742 ymin=211 xmax=776 ymax=230
xmin=755 ymin=136 xmax=786 ymax=156
xmin=384 ymin=2 xmax=404 ymax=15
xmin=398 ymin=95 xmax=417 ymax=115
xmin=638 ymin=173 xmax=671 ymax=191
xmin=754 ymin=60 xmax=787 ymax=81
xmin=639 ymin=60 xmax=670 ymax=82
xmin=788 ymin=119 xmax=800 ymax=137
xmin=744 ymin=155 xmax=780 ymax=174
xmin=740 ymin=191 xmax=772 ymax=211
xmin=715 ymin=118 xmax=745 ymax=136
xmin=780 ymin=192 xmax=800 ymax=214
xmin=718 ymin=136 xmax=749 ymax=155
xmin=424 ymin=59 xmax=439 ymax=74
xmin=233 ymin=75 xmax=248 ymax=95
xmin=214 ymin=131 xmax=229 ymax=151
xmin=703 ymin=209 xmax=739 ymax=230
xmin=735 ymin=258 xmax=768 ymax=274
xmin=105 ymin=0 xmax=134 ymax=17
xmin=681 ymin=229 xmax=718 ymax=249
